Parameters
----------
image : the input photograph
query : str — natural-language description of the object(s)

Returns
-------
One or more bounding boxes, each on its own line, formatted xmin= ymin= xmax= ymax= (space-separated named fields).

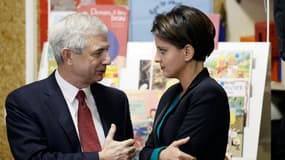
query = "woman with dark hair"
xmin=140 ymin=5 xmax=230 ymax=160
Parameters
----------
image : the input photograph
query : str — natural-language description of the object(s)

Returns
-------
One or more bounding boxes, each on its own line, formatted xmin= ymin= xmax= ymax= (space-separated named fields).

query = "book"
xmin=38 ymin=42 xmax=58 ymax=80
xmin=77 ymin=5 xmax=129 ymax=68
xmin=218 ymin=79 xmax=249 ymax=157
xmin=125 ymin=90 xmax=163 ymax=157
xmin=128 ymin=0 xmax=213 ymax=41
xmin=151 ymin=62 xmax=178 ymax=91
xmin=138 ymin=60 xmax=152 ymax=90
xmin=205 ymin=50 xmax=253 ymax=157
xmin=205 ymin=50 xmax=253 ymax=79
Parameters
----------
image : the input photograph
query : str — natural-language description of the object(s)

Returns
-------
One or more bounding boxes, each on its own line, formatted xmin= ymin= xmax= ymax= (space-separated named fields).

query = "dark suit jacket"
xmin=5 ymin=72 xmax=133 ymax=160
xmin=140 ymin=68 xmax=230 ymax=160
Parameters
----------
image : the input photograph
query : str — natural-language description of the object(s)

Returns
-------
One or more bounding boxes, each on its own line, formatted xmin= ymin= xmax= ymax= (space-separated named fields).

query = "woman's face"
xmin=154 ymin=36 xmax=187 ymax=79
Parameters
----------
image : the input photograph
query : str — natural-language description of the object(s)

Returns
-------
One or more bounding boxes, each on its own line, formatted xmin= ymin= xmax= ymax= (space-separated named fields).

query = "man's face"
xmin=69 ymin=34 xmax=111 ymax=87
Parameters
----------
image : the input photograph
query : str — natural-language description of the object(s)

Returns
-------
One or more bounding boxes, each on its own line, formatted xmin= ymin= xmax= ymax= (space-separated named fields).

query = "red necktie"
xmin=76 ymin=90 xmax=102 ymax=152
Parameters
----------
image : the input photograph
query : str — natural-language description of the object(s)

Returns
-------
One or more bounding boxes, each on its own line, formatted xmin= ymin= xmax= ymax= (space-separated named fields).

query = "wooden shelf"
xmin=271 ymin=81 xmax=285 ymax=91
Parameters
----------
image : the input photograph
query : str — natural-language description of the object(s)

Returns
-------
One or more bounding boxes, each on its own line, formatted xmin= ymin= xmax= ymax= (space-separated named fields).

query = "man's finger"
xmin=105 ymin=123 xmax=116 ymax=141
xmin=171 ymin=137 xmax=190 ymax=147
xmin=121 ymin=138 xmax=135 ymax=146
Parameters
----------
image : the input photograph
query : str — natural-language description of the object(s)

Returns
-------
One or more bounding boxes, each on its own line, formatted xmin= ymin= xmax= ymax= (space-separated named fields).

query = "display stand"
xmin=218 ymin=42 xmax=271 ymax=160
xmin=121 ymin=42 xmax=271 ymax=160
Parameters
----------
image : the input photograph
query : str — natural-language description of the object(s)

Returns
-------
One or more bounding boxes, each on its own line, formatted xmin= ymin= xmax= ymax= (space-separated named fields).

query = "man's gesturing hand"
xmin=99 ymin=124 xmax=136 ymax=160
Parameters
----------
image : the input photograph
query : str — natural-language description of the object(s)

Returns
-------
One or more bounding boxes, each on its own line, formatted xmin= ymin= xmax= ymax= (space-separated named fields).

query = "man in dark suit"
xmin=5 ymin=13 xmax=135 ymax=160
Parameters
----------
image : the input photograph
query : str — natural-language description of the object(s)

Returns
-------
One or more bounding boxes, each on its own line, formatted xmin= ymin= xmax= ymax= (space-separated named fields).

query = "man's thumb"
xmin=171 ymin=137 xmax=190 ymax=147
xmin=105 ymin=123 xmax=116 ymax=141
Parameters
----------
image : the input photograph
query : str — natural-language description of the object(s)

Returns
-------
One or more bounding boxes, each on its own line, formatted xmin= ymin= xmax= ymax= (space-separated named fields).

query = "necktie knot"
xmin=76 ymin=90 xmax=85 ymax=105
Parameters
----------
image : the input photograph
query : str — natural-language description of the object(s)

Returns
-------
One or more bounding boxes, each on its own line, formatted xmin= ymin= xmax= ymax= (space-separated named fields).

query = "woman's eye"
xmin=159 ymin=49 xmax=166 ymax=54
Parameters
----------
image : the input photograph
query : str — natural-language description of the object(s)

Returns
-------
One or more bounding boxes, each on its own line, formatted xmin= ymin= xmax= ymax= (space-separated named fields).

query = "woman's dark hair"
xmin=151 ymin=5 xmax=216 ymax=61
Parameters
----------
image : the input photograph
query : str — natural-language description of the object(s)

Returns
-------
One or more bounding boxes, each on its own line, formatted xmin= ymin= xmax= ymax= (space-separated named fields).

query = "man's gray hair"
xmin=48 ymin=12 xmax=108 ymax=65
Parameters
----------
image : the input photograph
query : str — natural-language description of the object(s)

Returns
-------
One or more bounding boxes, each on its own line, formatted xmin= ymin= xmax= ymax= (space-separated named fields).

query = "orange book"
xmin=77 ymin=5 xmax=129 ymax=68
xmin=240 ymin=35 xmax=255 ymax=42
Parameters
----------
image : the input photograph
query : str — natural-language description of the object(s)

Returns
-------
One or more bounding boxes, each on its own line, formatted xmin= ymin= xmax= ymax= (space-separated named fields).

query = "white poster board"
xmin=122 ymin=42 xmax=271 ymax=160
xmin=120 ymin=42 xmax=156 ymax=89
xmin=217 ymin=42 xmax=271 ymax=160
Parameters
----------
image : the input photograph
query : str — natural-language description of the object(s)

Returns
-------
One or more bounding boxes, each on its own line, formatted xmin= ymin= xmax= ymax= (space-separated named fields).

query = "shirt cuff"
xmin=150 ymin=146 xmax=167 ymax=160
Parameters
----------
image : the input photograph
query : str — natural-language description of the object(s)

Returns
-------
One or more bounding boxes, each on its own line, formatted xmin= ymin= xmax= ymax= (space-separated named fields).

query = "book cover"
xmin=38 ymin=42 xmax=58 ymax=80
xmin=138 ymin=60 xmax=152 ymax=90
xmin=205 ymin=50 xmax=253 ymax=158
xmin=100 ymin=65 xmax=120 ymax=87
xmin=125 ymin=90 xmax=163 ymax=157
xmin=77 ymin=5 xmax=129 ymax=68
xmin=205 ymin=50 xmax=253 ymax=79
xmin=207 ymin=14 xmax=220 ymax=49
xmin=218 ymin=79 xmax=250 ymax=157
xmin=151 ymin=62 xmax=178 ymax=91
xmin=128 ymin=0 xmax=213 ymax=41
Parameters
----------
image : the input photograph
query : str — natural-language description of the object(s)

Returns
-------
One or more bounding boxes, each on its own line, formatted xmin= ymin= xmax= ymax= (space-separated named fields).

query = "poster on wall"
xmin=128 ymin=0 xmax=213 ymax=41
xmin=77 ymin=5 xmax=129 ymax=68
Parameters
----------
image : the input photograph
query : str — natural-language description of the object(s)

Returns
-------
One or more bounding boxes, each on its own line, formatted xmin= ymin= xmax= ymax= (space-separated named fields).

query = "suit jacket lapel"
xmin=90 ymin=83 xmax=109 ymax=137
xmin=43 ymin=73 xmax=81 ymax=151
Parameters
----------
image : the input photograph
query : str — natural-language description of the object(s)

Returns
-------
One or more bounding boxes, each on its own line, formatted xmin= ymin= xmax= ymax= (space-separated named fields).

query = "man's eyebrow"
xmin=95 ymin=45 xmax=110 ymax=50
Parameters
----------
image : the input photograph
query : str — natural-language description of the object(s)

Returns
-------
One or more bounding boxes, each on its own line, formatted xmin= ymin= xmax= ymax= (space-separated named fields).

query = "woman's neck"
xmin=179 ymin=61 xmax=204 ymax=96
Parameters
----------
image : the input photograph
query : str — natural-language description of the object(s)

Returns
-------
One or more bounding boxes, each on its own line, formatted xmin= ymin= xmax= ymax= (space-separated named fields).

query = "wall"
xmin=226 ymin=0 xmax=274 ymax=41
xmin=0 ymin=0 xmax=25 ymax=159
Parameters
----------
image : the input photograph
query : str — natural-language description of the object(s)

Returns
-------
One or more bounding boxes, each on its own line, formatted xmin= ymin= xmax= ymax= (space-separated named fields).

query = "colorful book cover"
xmin=128 ymin=0 xmax=213 ymax=41
xmin=125 ymin=90 xmax=163 ymax=157
xmin=75 ymin=0 xmax=128 ymax=7
xmin=49 ymin=11 xmax=75 ymax=28
xmin=151 ymin=62 xmax=178 ymax=91
xmin=51 ymin=0 xmax=77 ymax=11
xmin=138 ymin=60 xmax=152 ymax=90
xmin=38 ymin=42 xmax=58 ymax=80
xmin=205 ymin=50 xmax=253 ymax=79
xmin=218 ymin=79 xmax=250 ymax=157
xmin=100 ymin=65 xmax=120 ymax=87
xmin=77 ymin=5 xmax=129 ymax=68
xmin=207 ymin=14 xmax=220 ymax=49
xmin=205 ymin=50 xmax=253 ymax=158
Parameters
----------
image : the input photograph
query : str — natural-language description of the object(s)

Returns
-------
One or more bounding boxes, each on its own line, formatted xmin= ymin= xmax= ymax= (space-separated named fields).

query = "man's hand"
xmin=159 ymin=137 xmax=197 ymax=160
xmin=99 ymin=124 xmax=136 ymax=160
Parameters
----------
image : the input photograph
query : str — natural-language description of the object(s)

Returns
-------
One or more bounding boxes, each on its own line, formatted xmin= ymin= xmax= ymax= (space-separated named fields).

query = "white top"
xmin=55 ymin=70 xmax=106 ymax=147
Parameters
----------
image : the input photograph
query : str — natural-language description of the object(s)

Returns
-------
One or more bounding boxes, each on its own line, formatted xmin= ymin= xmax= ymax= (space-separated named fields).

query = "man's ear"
xmin=61 ymin=48 xmax=73 ymax=65
xmin=184 ymin=44 xmax=195 ymax=62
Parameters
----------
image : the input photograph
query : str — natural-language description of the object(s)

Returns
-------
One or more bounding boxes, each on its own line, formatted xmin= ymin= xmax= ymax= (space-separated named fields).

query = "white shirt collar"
xmin=54 ymin=70 xmax=91 ymax=103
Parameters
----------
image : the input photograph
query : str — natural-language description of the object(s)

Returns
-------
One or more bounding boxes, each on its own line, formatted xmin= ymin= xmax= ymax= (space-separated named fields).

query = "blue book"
xmin=128 ymin=0 xmax=213 ymax=41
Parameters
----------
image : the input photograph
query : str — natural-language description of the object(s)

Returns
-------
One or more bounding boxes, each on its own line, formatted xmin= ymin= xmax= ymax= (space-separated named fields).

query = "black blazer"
xmin=140 ymin=68 xmax=230 ymax=160
xmin=5 ymin=72 xmax=133 ymax=160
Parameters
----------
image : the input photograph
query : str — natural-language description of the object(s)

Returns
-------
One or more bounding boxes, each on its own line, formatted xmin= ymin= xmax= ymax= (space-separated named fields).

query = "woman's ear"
xmin=184 ymin=44 xmax=194 ymax=62
xmin=61 ymin=48 xmax=73 ymax=65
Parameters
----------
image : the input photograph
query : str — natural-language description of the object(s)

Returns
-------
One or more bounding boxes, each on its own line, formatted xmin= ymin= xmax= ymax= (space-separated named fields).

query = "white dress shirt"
xmin=55 ymin=70 xmax=105 ymax=147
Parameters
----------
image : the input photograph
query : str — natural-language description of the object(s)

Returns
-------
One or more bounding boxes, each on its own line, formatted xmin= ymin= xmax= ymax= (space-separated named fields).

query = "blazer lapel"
xmin=152 ymin=83 xmax=182 ymax=144
xmin=90 ymin=83 xmax=109 ymax=137
xmin=43 ymin=73 xmax=81 ymax=150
